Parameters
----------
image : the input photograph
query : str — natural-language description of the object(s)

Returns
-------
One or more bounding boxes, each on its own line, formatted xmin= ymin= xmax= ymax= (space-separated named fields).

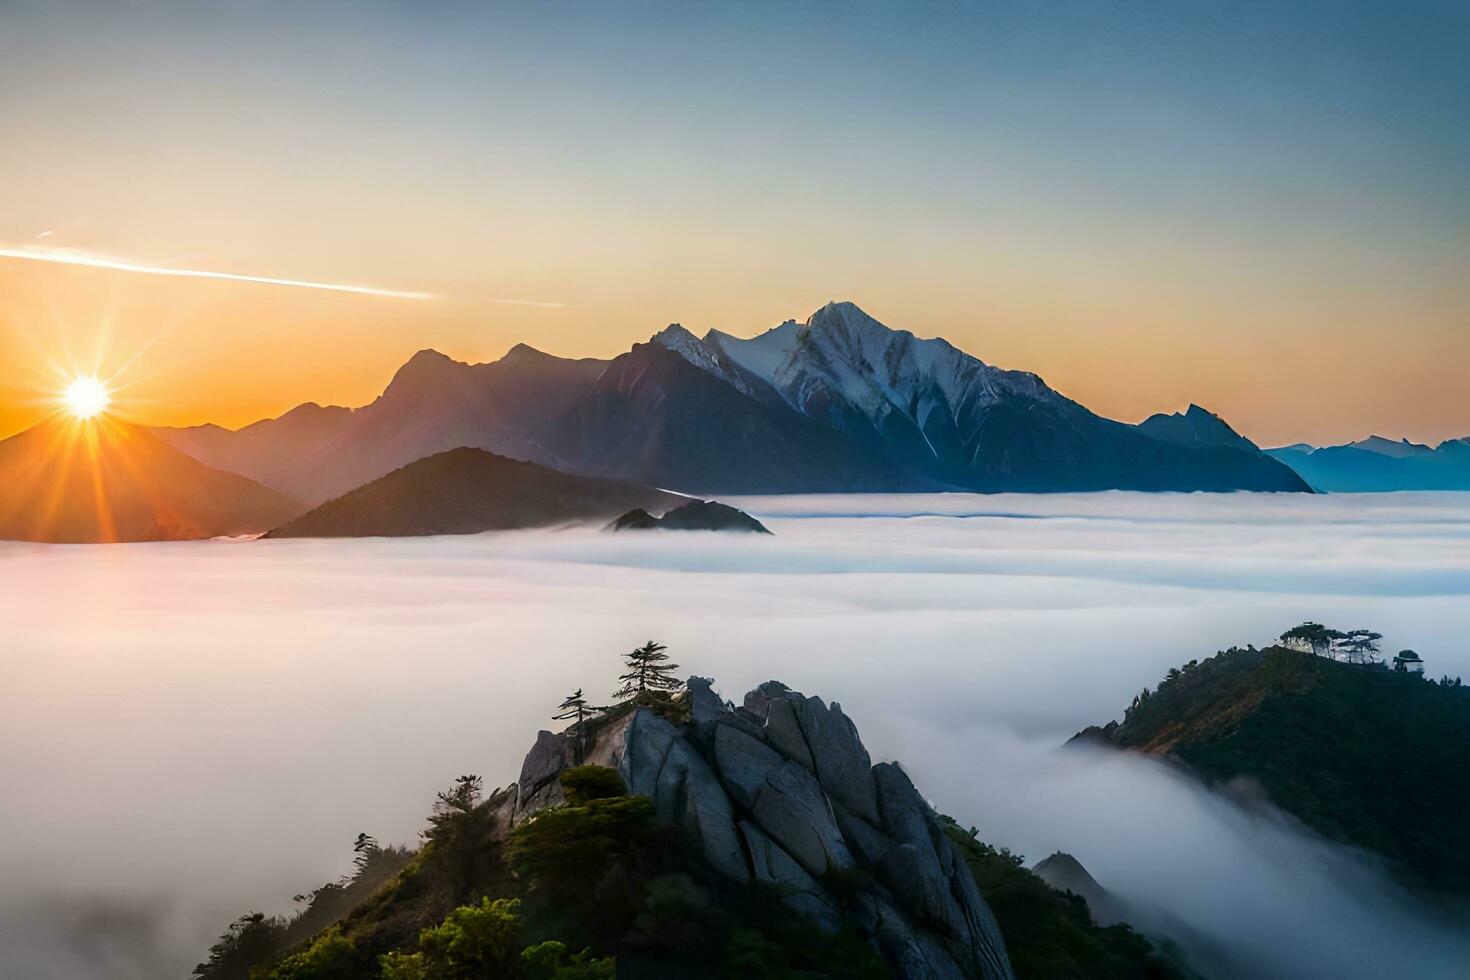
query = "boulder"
xmin=515 ymin=730 xmax=569 ymax=821
xmin=617 ymin=709 xmax=679 ymax=799
xmin=873 ymin=763 xmax=1012 ymax=980
xmin=712 ymin=718 xmax=784 ymax=808
xmin=749 ymin=761 xmax=854 ymax=877
xmin=739 ymin=820 xmax=840 ymax=931
xmin=686 ymin=675 xmax=727 ymax=729
xmin=656 ymin=739 xmax=750 ymax=882
xmin=742 ymin=679 xmax=797 ymax=720
xmin=834 ymin=806 xmax=896 ymax=867
xmin=762 ymin=696 xmax=816 ymax=770
xmin=485 ymin=784 xmax=519 ymax=839
xmin=796 ymin=696 xmax=880 ymax=825
xmin=853 ymin=892 xmax=969 ymax=980
xmin=518 ymin=730 xmax=568 ymax=796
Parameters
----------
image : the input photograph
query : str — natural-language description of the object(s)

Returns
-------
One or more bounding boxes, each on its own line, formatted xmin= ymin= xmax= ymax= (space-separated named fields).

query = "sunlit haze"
xmin=1 ymin=2 xmax=1467 ymax=445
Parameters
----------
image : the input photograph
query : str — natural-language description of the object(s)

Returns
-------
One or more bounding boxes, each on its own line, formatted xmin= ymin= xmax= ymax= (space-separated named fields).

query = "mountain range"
xmin=1267 ymin=435 xmax=1470 ymax=491
xmin=154 ymin=301 xmax=1309 ymax=503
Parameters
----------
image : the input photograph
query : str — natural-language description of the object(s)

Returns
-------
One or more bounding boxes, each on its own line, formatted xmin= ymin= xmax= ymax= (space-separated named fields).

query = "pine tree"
xmin=424 ymin=775 xmax=484 ymax=901
xmin=352 ymin=832 xmax=380 ymax=877
xmin=1339 ymin=629 xmax=1384 ymax=664
xmin=612 ymin=641 xmax=682 ymax=702
xmin=553 ymin=689 xmax=602 ymax=764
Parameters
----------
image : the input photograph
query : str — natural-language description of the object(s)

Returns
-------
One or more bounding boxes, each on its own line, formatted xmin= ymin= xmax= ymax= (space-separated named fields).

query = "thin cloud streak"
xmin=0 ymin=246 xmax=434 ymax=300
xmin=492 ymin=298 xmax=567 ymax=308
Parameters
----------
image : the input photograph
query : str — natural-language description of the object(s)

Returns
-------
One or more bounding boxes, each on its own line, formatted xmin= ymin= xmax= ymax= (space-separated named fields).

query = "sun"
xmin=61 ymin=376 xmax=111 ymax=419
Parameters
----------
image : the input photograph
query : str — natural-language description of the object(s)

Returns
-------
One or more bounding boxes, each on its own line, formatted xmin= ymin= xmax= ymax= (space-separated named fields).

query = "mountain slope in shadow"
xmin=265 ymin=447 xmax=687 ymax=538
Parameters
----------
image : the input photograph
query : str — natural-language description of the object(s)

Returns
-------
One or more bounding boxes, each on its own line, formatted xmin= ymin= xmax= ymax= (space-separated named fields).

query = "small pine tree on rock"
xmin=553 ymin=689 xmax=602 ymax=764
xmin=612 ymin=641 xmax=682 ymax=702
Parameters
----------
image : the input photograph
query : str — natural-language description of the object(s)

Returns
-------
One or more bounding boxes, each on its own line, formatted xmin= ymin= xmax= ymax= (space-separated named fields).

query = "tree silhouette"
xmin=425 ymin=775 xmax=483 ymax=899
xmin=1279 ymin=622 xmax=1344 ymax=658
xmin=351 ymin=833 xmax=380 ymax=877
xmin=613 ymin=641 xmax=682 ymax=702
xmin=1339 ymin=629 xmax=1384 ymax=664
xmin=553 ymin=689 xmax=602 ymax=764
xmin=1392 ymin=650 xmax=1424 ymax=674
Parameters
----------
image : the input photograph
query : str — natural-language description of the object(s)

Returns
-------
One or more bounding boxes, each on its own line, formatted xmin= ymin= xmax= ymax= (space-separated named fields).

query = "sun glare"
xmin=62 ymin=376 xmax=111 ymax=419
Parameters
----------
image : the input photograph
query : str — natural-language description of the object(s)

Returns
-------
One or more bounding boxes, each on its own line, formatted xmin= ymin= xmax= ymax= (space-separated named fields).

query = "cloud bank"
xmin=1 ymin=491 xmax=1467 ymax=977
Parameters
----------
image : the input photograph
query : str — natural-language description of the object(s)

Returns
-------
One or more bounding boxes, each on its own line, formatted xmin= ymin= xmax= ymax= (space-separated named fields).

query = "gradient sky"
xmin=1 ymin=1 xmax=1466 ymax=445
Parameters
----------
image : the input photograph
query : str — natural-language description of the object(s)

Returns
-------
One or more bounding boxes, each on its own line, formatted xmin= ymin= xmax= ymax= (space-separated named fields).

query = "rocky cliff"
xmin=485 ymin=678 xmax=1015 ymax=980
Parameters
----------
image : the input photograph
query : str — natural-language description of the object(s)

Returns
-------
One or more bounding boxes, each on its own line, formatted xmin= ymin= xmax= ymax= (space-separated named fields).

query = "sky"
xmin=0 ymin=1 xmax=1467 ymax=445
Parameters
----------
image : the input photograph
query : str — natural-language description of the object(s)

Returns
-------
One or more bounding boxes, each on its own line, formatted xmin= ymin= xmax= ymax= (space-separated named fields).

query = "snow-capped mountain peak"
xmin=657 ymin=301 xmax=1069 ymax=472
xmin=648 ymin=300 xmax=1304 ymax=491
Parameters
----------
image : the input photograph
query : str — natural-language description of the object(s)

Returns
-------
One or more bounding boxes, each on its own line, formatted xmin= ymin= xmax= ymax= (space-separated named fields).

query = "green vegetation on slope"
xmin=196 ymin=764 xmax=1182 ymax=979
xmin=197 ymin=646 xmax=1186 ymax=979
xmin=195 ymin=765 xmax=889 ymax=980
xmin=1079 ymin=640 xmax=1470 ymax=896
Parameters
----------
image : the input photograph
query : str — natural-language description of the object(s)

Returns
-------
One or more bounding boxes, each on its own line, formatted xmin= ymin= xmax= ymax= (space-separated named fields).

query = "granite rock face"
xmin=493 ymin=678 xmax=1015 ymax=980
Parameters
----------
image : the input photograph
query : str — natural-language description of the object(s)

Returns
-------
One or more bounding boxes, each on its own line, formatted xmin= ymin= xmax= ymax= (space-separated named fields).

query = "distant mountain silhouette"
xmin=608 ymin=499 xmax=771 ymax=533
xmin=0 ymin=419 xmax=302 ymax=543
xmin=159 ymin=346 xmax=608 ymax=506
xmin=157 ymin=301 xmax=1310 ymax=499
xmin=266 ymin=447 xmax=686 ymax=538
xmin=1268 ymin=435 xmax=1470 ymax=491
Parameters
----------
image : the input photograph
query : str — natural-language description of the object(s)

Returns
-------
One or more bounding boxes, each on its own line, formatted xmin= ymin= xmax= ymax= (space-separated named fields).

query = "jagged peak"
xmin=652 ymin=322 xmax=700 ymax=345
xmin=804 ymin=299 xmax=891 ymax=336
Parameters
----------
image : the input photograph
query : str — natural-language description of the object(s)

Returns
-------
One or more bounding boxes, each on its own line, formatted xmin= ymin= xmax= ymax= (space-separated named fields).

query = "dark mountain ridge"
xmin=266 ymin=447 xmax=686 ymax=538
xmin=1073 ymin=642 xmax=1470 ymax=897
xmin=1136 ymin=404 xmax=1258 ymax=452
xmin=155 ymin=301 xmax=1309 ymax=501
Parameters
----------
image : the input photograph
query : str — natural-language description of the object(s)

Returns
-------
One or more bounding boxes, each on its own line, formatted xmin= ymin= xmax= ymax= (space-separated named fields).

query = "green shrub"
xmin=262 ymin=927 xmax=360 ymax=980
xmin=559 ymin=766 xmax=626 ymax=806
xmin=416 ymin=897 xmax=525 ymax=978
xmin=520 ymin=940 xmax=616 ymax=979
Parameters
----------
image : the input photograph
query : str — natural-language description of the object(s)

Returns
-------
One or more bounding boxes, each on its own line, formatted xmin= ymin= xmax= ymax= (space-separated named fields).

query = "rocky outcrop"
xmin=607 ymin=499 xmax=773 ymax=534
xmin=487 ymin=678 xmax=1015 ymax=980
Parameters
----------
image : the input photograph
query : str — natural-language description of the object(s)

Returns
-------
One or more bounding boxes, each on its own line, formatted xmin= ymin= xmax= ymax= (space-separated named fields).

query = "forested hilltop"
xmin=196 ymin=646 xmax=1182 ymax=980
xmin=1074 ymin=626 xmax=1470 ymax=897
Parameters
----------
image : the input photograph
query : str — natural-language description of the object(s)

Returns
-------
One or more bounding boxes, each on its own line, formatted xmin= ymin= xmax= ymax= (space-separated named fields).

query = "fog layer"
xmin=2 ymin=491 xmax=1468 ymax=977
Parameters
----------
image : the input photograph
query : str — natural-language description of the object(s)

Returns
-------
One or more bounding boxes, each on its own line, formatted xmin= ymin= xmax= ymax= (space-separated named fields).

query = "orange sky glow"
xmin=2 ymin=3 xmax=1466 ymax=448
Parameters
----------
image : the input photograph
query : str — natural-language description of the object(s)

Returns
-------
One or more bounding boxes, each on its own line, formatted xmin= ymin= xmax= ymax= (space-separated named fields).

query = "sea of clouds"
xmin=2 ymin=491 xmax=1468 ymax=978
